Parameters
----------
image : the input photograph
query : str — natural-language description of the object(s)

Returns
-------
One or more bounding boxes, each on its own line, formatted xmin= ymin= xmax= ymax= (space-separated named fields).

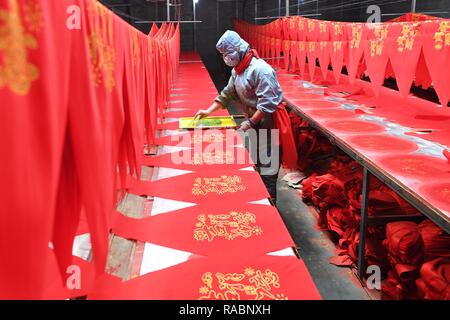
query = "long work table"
xmin=276 ymin=67 xmax=450 ymax=279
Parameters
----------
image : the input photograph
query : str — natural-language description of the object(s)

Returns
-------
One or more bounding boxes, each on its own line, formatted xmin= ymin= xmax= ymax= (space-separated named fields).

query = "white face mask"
xmin=223 ymin=52 xmax=240 ymax=67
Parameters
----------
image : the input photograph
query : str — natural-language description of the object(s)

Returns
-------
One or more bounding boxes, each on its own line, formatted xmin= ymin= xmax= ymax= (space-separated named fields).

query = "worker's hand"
xmin=237 ymin=119 xmax=255 ymax=132
xmin=195 ymin=109 xmax=211 ymax=119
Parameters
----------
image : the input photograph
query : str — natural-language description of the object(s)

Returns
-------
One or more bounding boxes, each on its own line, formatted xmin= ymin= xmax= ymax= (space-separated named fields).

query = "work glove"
xmin=238 ymin=119 xmax=256 ymax=132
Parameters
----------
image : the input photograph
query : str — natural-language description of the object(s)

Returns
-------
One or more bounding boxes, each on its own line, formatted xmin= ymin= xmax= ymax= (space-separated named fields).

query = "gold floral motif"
xmin=87 ymin=2 xmax=116 ymax=91
xmin=369 ymin=25 xmax=388 ymax=57
xmin=0 ymin=0 xmax=40 ymax=95
xmin=397 ymin=23 xmax=419 ymax=52
xmin=198 ymin=268 xmax=286 ymax=300
xmin=350 ymin=24 xmax=362 ymax=49
xmin=434 ymin=21 xmax=450 ymax=50
xmin=193 ymin=211 xmax=261 ymax=242
xmin=319 ymin=41 xmax=327 ymax=50
xmin=319 ymin=22 xmax=327 ymax=33
xmin=308 ymin=41 xmax=316 ymax=52
xmin=192 ymin=151 xmax=234 ymax=165
xmin=192 ymin=175 xmax=246 ymax=196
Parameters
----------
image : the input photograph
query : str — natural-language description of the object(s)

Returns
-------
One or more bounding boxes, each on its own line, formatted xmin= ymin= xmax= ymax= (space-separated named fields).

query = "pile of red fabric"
xmin=418 ymin=220 xmax=450 ymax=261
xmin=382 ymin=222 xmax=424 ymax=300
xmin=416 ymin=258 xmax=450 ymax=300
xmin=290 ymin=111 xmax=334 ymax=171
xmin=382 ymin=220 xmax=450 ymax=300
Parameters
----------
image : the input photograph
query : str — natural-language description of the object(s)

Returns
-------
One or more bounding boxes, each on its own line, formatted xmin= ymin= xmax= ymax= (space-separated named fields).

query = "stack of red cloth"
xmin=382 ymin=221 xmax=424 ymax=300
xmin=416 ymin=258 xmax=450 ymax=300
xmin=382 ymin=220 xmax=450 ymax=300
xmin=415 ymin=220 xmax=450 ymax=300
xmin=290 ymin=111 xmax=334 ymax=172
xmin=419 ymin=220 xmax=450 ymax=261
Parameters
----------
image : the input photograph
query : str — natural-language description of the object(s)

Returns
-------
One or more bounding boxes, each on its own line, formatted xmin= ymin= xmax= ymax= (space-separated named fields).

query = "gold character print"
xmin=333 ymin=41 xmax=342 ymax=52
xmin=434 ymin=21 xmax=450 ymax=50
xmin=193 ymin=211 xmax=262 ymax=242
xmin=0 ymin=0 xmax=40 ymax=96
xmin=198 ymin=268 xmax=287 ymax=300
xmin=307 ymin=20 xmax=315 ymax=33
xmin=397 ymin=23 xmax=419 ymax=52
xmin=87 ymin=1 xmax=116 ymax=91
xmin=350 ymin=24 xmax=362 ymax=49
xmin=192 ymin=175 xmax=246 ymax=196
xmin=369 ymin=25 xmax=388 ymax=57
xmin=192 ymin=133 xmax=224 ymax=143
xmin=334 ymin=23 xmax=344 ymax=37
xmin=192 ymin=151 xmax=234 ymax=165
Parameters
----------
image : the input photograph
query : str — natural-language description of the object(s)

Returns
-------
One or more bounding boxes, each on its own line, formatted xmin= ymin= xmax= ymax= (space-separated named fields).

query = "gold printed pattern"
xmin=87 ymin=2 xmax=116 ymax=91
xmin=319 ymin=22 xmax=327 ymax=33
xmin=192 ymin=151 xmax=234 ymax=165
xmin=192 ymin=175 xmax=246 ymax=196
xmin=198 ymin=268 xmax=287 ymax=300
xmin=334 ymin=24 xmax=344 ymax=36
xmin=307 ymin=20 xmax=315 ymax=33
xmin=397 ymin=23 xmax=419 ymax=52
xmin=370 ymin=25 xmax=388 ymax=57
xmin=350 ymin=24 xmax=362 ymax=49
xmin=298 ymin=18 xmax=304 ymax=31
xmin=192 ymin=133 xmax=224 ymax=143
xmin=130 ymin=29 xmax=141 ymax=66
xmin=333 ymin=41 xmax=342 ymax=52
xmin=434 ymin=21 xmax=450 ymax=50
xmin=0 ymin=0 xmax=40 ymax=95
xmin=193 ymin=211 xmax=262 ymax=242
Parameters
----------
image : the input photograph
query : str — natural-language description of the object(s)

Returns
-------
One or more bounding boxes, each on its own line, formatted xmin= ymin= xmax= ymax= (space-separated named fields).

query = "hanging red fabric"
xmin=273 ymin=103 xmax=298 ymax=169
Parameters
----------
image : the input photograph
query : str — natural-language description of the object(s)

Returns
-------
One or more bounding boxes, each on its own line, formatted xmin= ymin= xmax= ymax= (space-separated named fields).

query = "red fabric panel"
xmin=422 ymin=21 xmax=450 ymax=105
xmin=386 ymin=23 xmax=423 ymax=98
xmin=88 ymin=255 xmax=321 ymax=300
xmin=127 ymin=169 xmax=270 ymax=203
xmin=142 ymin=146 xmax=254 ymax=170
xmin=273 ymin=104 xmax=298 ymax=168
xmin=0 ymin=0 xmax=71 ymax=299
xmin=112 ymin=203 xmax=295 ymax=257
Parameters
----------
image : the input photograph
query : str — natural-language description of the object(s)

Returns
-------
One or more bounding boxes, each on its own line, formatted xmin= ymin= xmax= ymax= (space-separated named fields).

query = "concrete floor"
xmin=276 ymin=169 xmax=373 ymax=300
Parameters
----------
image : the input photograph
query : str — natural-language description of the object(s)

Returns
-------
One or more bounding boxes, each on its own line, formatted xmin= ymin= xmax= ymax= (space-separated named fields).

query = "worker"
xmin=195 ymin=30 xmax=297 ymax=204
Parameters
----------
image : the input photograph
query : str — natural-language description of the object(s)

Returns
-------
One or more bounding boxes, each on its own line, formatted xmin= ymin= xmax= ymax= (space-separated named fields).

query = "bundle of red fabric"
xmin=326 ymin=207 xmax=359 ymax=237
xmin=416 ymin=258 xmax=450 ymax=300
xmin=311 ymin=174 xmax=348 ymax=210
xmin=301 ymin=173 xmax=317 ymax=204
xmin=382 ymin=222 xmax=424 ymax=299
xmin=294 ymin=124 xmax=334 ymax=172
xmin=418 ymin=220 xmax=450 ymax=261
xmin=368 ymin=186 xmax=419 ymax=216
xmin=385 ymin=222 xmax=424 ymax=266
xmin=382 ymin=270 xmax=419 ymax=300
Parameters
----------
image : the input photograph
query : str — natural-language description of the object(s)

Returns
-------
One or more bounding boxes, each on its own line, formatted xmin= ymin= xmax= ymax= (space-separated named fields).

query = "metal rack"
xmin=284 ymin=96 xmax=450 ymax=281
